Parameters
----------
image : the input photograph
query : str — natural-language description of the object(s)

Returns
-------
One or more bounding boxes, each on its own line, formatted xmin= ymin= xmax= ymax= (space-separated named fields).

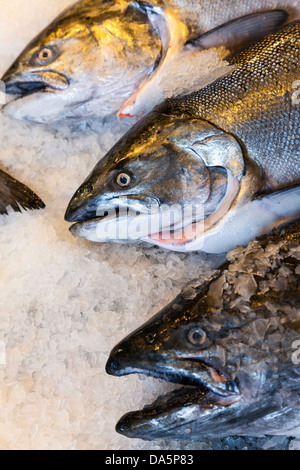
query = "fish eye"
xmin=187 ymin=327 xmax=207 ymax=346
xmin=37 ymin=47 xmax=54 ymax=64
xmin=115 ymin=172 xmax=132 ymax=188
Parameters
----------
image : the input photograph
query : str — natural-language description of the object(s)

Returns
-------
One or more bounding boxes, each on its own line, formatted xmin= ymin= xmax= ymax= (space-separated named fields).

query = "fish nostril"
xmin=78 ymin=184 xmax=93 ymax=196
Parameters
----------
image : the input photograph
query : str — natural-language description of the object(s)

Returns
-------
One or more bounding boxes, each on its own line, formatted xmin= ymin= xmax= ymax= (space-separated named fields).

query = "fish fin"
xmin=199 ymin=185 xmax=300 ymax=254
xmin=252 ymin=184 xmax=300 ymax=222
xmin=187 ymin=10 xmax=289 ymax=56
xmin=0 ymin=169 xmax=45 ymax=215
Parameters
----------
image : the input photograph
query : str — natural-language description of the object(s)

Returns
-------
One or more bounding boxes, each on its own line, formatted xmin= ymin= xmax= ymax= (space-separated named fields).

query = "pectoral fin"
xmin=188 ymin=10 xmax=289 ymax=56
xmin=0 ymin=169 xmax=45 ymax=215
xmin=199 ymin=184 xmax=300 ymax=254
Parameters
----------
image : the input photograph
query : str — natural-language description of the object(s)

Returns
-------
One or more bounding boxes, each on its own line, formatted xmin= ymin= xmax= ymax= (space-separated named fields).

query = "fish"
xmin=65 ymin=21 xmax=300 ymax=254
xmin=1 ymin=0 xmax=289 ymax=123
xmin=0 ymin=169 xmax=45 ymax=215
xmin=106 ymin=217 xmax=300 ymax=441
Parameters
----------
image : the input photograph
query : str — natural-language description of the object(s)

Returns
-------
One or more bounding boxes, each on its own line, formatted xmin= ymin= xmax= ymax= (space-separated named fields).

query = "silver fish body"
xmin=1 ymin=0 xmax=290 ymax=122
xmin=106 ymin=218 xmax=300 ymax=441
xmin=65 ymin=22 xmax=300 ymax=254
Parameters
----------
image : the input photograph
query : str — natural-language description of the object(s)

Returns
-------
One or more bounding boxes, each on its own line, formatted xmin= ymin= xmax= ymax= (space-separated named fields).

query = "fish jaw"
xmin=67 ymin=183 xmax=300 ymax=253
xmin=116 ymin=387 xmax=241 ymax=441
xmin=2 ymin=88 xmax=75 ymax=123
xmin=2 ymin=69 xmax=72 ymax=122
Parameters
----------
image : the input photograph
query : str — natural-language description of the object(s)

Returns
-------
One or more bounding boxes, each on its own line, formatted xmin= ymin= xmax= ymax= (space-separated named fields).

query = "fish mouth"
xmin=66 ymin=192 xmax=195 ymax=244
xmin=68 ymin=207 xmax=203 ymax=246
xmin=66 ymin=169 xmax=240 ymax=250
xmin=3 ymin=71 xmax=69 ymax=98
xmin=106 ymin=352 xmax=240 ymax=440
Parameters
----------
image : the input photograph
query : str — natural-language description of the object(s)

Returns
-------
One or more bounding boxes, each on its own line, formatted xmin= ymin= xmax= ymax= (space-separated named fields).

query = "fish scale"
xmin=164 ymin=22 xmax=300 ymax=189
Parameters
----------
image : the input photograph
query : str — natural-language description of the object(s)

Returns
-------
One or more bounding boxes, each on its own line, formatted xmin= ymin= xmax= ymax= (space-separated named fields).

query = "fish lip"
xmin=3 ymin=71 xmax=70 ymax=97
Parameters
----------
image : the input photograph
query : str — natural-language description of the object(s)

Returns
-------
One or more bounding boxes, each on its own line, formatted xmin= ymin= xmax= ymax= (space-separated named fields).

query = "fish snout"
xmin=2 ymin=68 xmax=46 ymax=96
xmin=1 ymin=61 xmax=20 ymax=86
xmin=64 ymin=188 xmax=97 ymax=223
xmin=106 ymin=351 xmax=123 ymax=376
xmin=106 ymin=334 xmax=159 ymax=377
xmin=106 ymin=344 xmax=134 ymax=377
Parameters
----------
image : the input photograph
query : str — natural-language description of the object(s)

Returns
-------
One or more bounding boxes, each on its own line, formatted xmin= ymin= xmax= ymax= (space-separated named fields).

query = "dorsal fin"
xmin=188 ymin=10 xmax=289 ymax=57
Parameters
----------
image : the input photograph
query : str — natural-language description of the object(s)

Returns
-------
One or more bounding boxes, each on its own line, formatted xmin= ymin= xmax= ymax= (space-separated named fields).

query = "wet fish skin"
xmin=106 ymin=218 xmax=300 ymax=441
xmin=1 ymin=0 xmax=289 ymax=122
xmin=0 ymin=169 xmax=45 ymax=215
xmin=66 ymin=22 xmax=300 ymax=254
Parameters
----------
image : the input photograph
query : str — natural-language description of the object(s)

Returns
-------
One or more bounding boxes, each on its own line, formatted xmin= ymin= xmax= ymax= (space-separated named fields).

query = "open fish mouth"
xmin=68 ymin=207 xmax=207 ymax=246
xmin=106 ymin=352 xmax=241 ymax=439
xmin=3 ymin=71 xmax=69 ymax=98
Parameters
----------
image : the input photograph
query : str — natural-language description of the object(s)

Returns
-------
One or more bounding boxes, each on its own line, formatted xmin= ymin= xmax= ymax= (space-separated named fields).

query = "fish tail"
xmin=0 ymin=169 xmax=45 ymax=215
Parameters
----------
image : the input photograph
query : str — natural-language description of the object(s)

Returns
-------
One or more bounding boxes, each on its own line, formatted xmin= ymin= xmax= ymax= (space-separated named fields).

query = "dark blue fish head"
xmin=106 ymin=238 xmax=300 ymax=441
